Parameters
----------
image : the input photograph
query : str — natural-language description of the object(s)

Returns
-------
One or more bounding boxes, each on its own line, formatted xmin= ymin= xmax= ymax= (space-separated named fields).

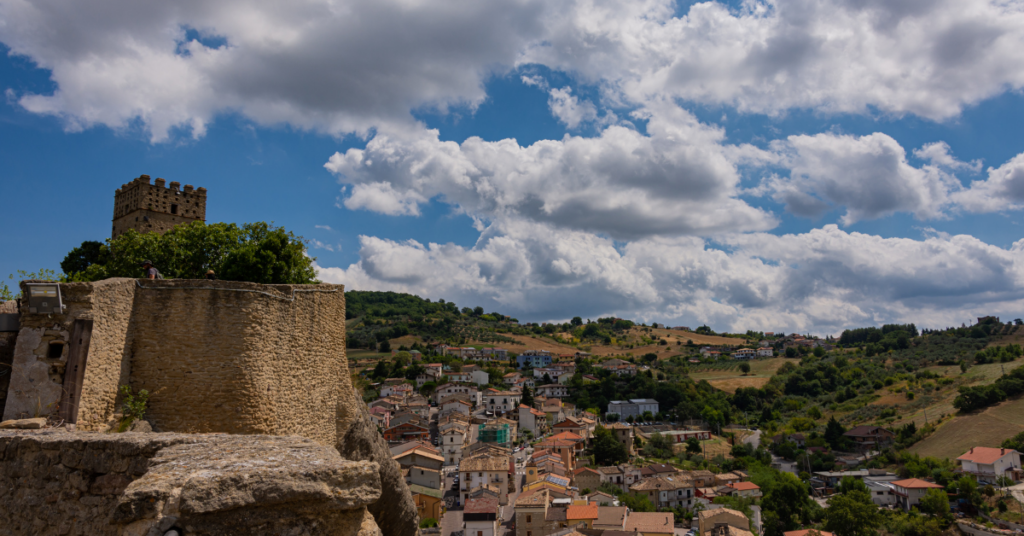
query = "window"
xmin=478 ymin=532 xmax=483 ymax=536
xmin=526 ymin=515 xmax=532 ymax=523
xmin=47 ymin=341 xmax=65 ymax=359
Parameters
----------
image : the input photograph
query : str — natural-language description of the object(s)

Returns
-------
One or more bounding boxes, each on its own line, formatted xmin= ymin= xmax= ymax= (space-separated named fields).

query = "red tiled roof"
xmin=784 ymin=531 xmax=834 ymax=536
xmin=729 ymin=481 xmax=760 ymax=491
xmin=892 ymin=478 xmax=943 ymax=489
xmin=958 ymin=447 xmax=1017 ymax=464
xmin=566 ymin=503 xmax=599 ymax=520
xmin=464 ymin=496 xmax=499 ymax=514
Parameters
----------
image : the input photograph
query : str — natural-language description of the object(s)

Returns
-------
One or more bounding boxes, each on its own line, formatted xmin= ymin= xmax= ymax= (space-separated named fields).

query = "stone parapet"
xmin=0 ymin=429 xmax=383 ymax=536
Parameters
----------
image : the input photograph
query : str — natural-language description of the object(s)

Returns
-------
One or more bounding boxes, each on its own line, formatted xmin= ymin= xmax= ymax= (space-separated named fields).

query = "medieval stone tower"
xmin=112 ymin=174 xmax=207 ymax=238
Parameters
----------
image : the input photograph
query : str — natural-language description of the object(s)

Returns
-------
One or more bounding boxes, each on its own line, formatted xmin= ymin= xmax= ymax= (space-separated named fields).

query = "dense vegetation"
xmin=61 ymin=221 xmax=318 ymax=284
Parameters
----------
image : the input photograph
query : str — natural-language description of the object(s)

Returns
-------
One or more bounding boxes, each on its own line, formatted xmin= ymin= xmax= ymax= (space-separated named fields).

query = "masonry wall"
xmin=2 ymin=278 xmax=420 ymax=536
xmin=128 ymin=279 xmax=345 ymax=445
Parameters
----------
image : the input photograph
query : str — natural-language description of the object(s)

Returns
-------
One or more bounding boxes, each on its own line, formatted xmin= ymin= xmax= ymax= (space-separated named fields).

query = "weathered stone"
xmin=0 ymin=418 xmax=47 ymax=429
xmin=129 ymin=419 xmax=153 ymax=433
xmin=1 ymin=430 xmax=384 ymax=536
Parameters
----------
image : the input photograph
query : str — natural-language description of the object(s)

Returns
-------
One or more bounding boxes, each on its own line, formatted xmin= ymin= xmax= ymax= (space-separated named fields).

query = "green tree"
xmin=644 ymin=432 xmax=675 ymax=459
xmin=571 ymin=316 xmax=583 ymax=326
xmin=917 ymin=488 xmax=950 ymax=517
xmin=686 ymin=437 xmax=702 ymax=456
xmin=824 ymin=416 xmax=846 ymax=450
xmin=618 ymin=492 xmax=655 ymax=512
xmin=836 ymin=476 xmax=868 ymax=495
xmin=785 ymin=347 xmax=798 ymax=358
xmin=823 ymin=490 xmax=882 ymax=536
xmin=738 ymin=362 xmax=751 ymax=374
xmin=371 ymin=360 xmax=388 ymax=380
xmin=957 ymin=476 xmax=980 ymax=509
xmin=70 ymin=221 xmax=317 ymax=284
xmin=1002 ymin=430 xmax=1024 ymax=451
xmin=61 ymin=240 xmax=108 ymax=276
xmin=521 ymin=385 xmax=534 ymax=408
xmin=593 ymin=425 xmax=629 ymax=466
xmin=760 ymin=470 xmax=819 ymax=536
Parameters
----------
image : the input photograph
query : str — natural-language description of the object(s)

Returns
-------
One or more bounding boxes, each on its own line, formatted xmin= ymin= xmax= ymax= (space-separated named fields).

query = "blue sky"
xmin=2 ymin=0 xmax=1024 ymax=334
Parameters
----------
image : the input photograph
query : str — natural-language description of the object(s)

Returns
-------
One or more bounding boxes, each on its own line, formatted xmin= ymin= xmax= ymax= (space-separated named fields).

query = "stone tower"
xmin=112 ymin=175 xmax=207 ymax=238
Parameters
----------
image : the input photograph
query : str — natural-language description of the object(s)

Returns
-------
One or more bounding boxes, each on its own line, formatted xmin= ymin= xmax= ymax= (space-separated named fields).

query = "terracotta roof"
xmin=783 ymin=531 xmax=835 ymax=536
xmin=631 ymin=476 xmax=691 ymax=491
xmin=537 ymin=439 xmax=576 ymax=448
xmin=566 ymin=503 xmax=599 ymax=520
xmin=464 ymin=496 xmax=499 ymax=514
xmin=550 ymin=431 xmax=584 ymax=442
xmin=575 ymin=466 xmax=601 ymax=475
xmin=728 ymin=481 xmax=760 ymax=491
xmin=892 ymin=478 xmax=943 ymax=489
xmin=624 ymin=512 xmax=673 ymax=533
xmin=598 ymin=466 xmax=623 ymax=475
xmin=958 ymin=447 xmax=1017 ymax=464
xmin=393 ymin=448 xmax=444 ymax=462
xmin=515 ymin=488 xmax=549 ymax=507
xmin=595 ymin=506 xmax=628 ymax=528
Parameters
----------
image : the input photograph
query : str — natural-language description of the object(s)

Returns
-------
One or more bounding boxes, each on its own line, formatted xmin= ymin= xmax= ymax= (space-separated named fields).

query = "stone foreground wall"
xmin=0 ymin=429 xmax=384 ymax=536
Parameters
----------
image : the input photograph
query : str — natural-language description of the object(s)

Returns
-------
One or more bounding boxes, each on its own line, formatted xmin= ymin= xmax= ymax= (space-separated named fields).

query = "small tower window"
xmin=47 ymin=341 xmax=65 ymax=359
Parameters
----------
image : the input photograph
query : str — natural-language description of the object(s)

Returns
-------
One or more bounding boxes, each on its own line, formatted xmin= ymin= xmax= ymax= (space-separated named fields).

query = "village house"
xmin=593 ymin=506 xmax=627 ymax=530
xmin=698 ymin=508 xmax=751 ymax=536
xmin=519 ymin=404 xmax=549 ymax=437
xmin=625 ymin=511 xmax=675 ymax=536
xmin=440 ymin=396 xmax=473 ymax=418
xmin=629 ymin=475 xmax=696 ymax=509
xmin=957 ymin=447 xmax=1023 ymax=482
xmin=441 ymin=424 xmax=470 ymax=466
xmin=463 ymin=496 xmax=500 ymax=536
xmin=409 ymin=484 xmax=443 ymax=522
xmin=383 ymin=421 xmax=430 ymax=444
xmin=434 ymin=383 xmax=480 ymax=405
xmin=565 ymin=503 xmax=599 ymax=529
xmin=482 ymin=389 xmax=522 ymax=416
xmin=726 ymin=481 xmax=761 ymax=498
xmin=460 ymin=452 xmax=511 ymax=506
xmin=732 ymin=348 xmax=756 ymax=360
xmin=891 ymin=478 xmax=944 ymax=511
xmin=757 ymin=347 xmax=774 ymax=357
xmin=606 ymin=399 xmax=659 ymax=420
xmin=518 ymin=351 xmax=553 ymax=369
xmin=380 ymin=381 xmax=413 ymax=399
xmin=394 ymin=445 xmax=444 ymax=490
xmin=536 ymin=384 xmax=569 ymax=398
xmin=574 ymin=466 xmax=603 ymax=492
xmin=843 ymin=425 xmax=895 ymax=453
xmin=504 ymin=372 xmax=523 ymax=385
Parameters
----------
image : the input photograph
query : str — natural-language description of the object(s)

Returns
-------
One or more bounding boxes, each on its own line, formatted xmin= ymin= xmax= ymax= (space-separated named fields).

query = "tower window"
xmin=171 ymin=204 xmax=178 ymax=214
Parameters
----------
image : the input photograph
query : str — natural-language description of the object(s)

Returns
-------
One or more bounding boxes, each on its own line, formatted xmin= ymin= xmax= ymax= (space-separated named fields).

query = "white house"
xmin=519 ymin=404 xmax=548 ymax=437
xmin=471 ymin=369 xmax=490 ymax=386
xmin=441 ymin=425 xmax=469 ymax=466
xmin=536 ymin=384 xmax=569 ymax=398
xmin=957 ymin=447 xmax=1022 ymax=482
xmin=891 ymin=479 xmax=944 ymax=511
xmin=463 ymin=496 xmax=499 ymax=536
xmin=733 ymin=348 xmax=756 ymax=360
xmin=757 ymin=347 xmax=774 ymax=357
xmin=482 ymin=389 xmax=521 ymax=415
xmin=380 ymin=382 xmax=413 ymax=398
xmin=866 ymin=480 xmax=897 ymax=507
xmin=441 ymin=397 xmax=472 ymax=417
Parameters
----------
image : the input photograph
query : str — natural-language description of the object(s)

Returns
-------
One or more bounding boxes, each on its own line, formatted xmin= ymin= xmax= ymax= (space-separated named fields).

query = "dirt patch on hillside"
xmin=707 ymin=377 xmax=772 ymax=393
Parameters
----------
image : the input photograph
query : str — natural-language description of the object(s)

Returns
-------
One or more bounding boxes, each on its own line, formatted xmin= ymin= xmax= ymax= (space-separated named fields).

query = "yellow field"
xmin=909 ymin=396 xmax=1024 ymax=460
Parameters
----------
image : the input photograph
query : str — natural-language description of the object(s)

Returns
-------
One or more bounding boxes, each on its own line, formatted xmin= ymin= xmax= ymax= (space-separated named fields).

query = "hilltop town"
xmin=0 ymin=178 xmax=1023 ymax=536
xmin=364 ymin=314 xmax=1024 ymax=536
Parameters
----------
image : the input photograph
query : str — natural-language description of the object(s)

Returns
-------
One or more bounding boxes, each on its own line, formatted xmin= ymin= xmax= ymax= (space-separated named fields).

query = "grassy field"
xmin=909 ymin=395 xmax=1024 ymax=460
xmin=688 ymin=357 xmax=788 ymax=393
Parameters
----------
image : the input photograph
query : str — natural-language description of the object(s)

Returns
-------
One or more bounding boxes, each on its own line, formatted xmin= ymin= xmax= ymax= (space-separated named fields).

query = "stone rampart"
xmin=2 ymin=279 xmax=419 ymax=536
xmin=0 ymin=429 xmax=383 ymax=536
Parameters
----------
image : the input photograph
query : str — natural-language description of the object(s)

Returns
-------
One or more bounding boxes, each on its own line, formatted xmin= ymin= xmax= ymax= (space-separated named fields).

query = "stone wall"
xmin=0 ymin=429 xmax=383 ymax=536
xmin=2 ymin=279 xmax=420 ymax=536
xmin=128 ymin=280 xmax=344 ymax=445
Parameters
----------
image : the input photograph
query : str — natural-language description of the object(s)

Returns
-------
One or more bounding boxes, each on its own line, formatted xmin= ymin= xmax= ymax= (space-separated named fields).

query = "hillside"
xmin=343 ymin=290 xmax=751 ymax=359
xmin=909 ymin=396 xmax=1024 ymax=460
